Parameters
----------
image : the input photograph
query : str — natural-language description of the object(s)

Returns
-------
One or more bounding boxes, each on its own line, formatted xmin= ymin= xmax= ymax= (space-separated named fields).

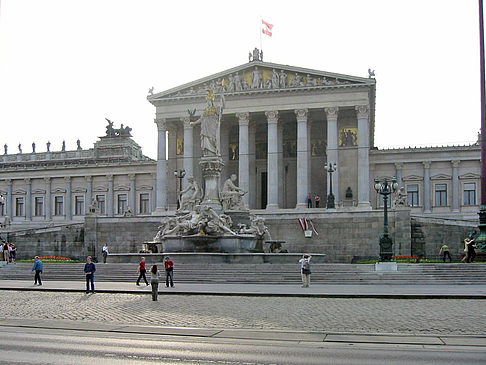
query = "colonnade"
xmin=154 ymin=105 xmax=371 ymax=211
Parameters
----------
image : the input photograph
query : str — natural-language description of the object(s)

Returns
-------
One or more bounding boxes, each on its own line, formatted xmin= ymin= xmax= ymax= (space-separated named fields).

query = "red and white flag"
xmin=262 ymin=20 xmax=273 ymax=37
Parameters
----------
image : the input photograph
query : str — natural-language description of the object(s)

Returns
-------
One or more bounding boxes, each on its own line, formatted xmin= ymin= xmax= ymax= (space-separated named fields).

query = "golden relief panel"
xmin=176 ymin=137 xmax=184 ymax=155
xmin=339 ymin=128 xmax=358 ymax=147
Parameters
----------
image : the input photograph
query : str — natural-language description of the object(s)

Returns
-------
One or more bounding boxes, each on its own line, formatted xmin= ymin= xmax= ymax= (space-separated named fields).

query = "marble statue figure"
xmin=220 ymin=174 xmax=247 ymax=211
xmin=178 ymin=177 xmax=203 ymax=212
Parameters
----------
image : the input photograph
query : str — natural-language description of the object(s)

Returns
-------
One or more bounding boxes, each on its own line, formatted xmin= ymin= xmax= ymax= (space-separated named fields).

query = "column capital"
xmin=167 ymin=124 xmax=178 ymax=135
xmin=129 ymin=173 xmax=136 ymax=181
xmin=106 ymin=174 xmax=114 ymax=181
xmin=5 ymin=179 xmax=12 ymax=186
xmin=64 ymin=176 xmax=71 ymax=183
xmin=24 ymin=178 xmax=31 ymax=185
xmin=85 ymin=175 xmax=92 ymax=182
xmin=181 ymin=116 xmax=192 ymax=129
xmin=236 ymin=112 xmax=250 ymax=126
xmin=154 ymin=118 xmax=167 ymax=131
xmin=294 ymin=108 xmax=308 ymax=121
xmin=324 ymin=106 xmax=339 ymax=119
xmin=355 ymin=105 xmax=369 ymax=119
xmin=423 ymin=161 xmax=431 ymax=169
xmin=44 ymin=177 xmax=51 ymax=184
xmin=451 ymin=160 xmax=461 ymax=167
xmin=265 ymin=111 xmax=279 ymax=124
xmin=394 ymin=163 xmax=403 ymax=170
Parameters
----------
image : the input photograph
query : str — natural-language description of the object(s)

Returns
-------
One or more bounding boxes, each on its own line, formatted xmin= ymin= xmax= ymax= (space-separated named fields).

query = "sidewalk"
xmin=1 ymin=279 xmax=486 ymax=298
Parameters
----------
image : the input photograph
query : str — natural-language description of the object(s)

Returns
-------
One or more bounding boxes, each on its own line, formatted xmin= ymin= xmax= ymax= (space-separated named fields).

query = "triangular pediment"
xmin=459 ymin=172 xmax=480 ymax=180
xmin=431 ymin=173 xmax=451 ymax=180
xmin=148 ymin=60 xmax=374 ymax=102
xmin=403 ymin=175 xmax=423 ymax=181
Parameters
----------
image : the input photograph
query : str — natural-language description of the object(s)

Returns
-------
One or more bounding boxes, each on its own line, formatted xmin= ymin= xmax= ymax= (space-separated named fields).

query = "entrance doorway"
xmin=261 ymin=172 xmax=267 ymax=209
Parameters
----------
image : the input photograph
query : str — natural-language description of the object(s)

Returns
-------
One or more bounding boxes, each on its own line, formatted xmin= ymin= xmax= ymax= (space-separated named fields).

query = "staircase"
xmin=0 ymin=263 xmax=485 ymax=285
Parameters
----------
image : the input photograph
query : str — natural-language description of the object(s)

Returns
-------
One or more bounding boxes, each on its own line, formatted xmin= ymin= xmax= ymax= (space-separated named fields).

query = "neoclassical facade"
xmin=0 ymin=51 xmax=481 ymax=230
xmin=149 ymin=52 xmax=377 ymax=213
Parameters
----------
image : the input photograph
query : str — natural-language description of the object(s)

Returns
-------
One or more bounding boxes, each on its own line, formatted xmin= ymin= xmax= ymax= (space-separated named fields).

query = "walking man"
xmin=32 ymin=256 xmax=43 ymax=285
xmin=164 ymin=256 xmax=174 ymax=288
xmin=84 ymin=256 xmax=96 ymax=293
xmin=136 ymin=257 xmax=149 ymax=286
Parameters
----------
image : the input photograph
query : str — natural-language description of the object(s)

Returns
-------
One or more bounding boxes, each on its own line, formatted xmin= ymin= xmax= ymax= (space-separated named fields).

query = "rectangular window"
xmin=54 ymin=196 xmax=64 ymax=216
xmin=117 ymin=194 xmax=127 ymax=215
xmin=463 ymin=183 xmax=476 ymax=206
xmin=34 ymin=197 xmax=44 ymax=216
xmin=75 ymin=195 xmax=85 ymax=215
xmin=15 ymin=197 xmax=24 ymax=216
xmin=407 ymin=184 xmax=419 ymax=207
xmin=139 ymin=193 xmax=150 ymax=214
xmin=435 ymin=184 xmax=447 ymax=206
xmin=96 ymin=195 xmax=105 ymax=215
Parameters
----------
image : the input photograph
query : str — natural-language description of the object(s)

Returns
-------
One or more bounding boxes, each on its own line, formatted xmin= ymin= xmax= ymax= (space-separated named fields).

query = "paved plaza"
xmin=1 ymin=290 xmax=485 ymax=336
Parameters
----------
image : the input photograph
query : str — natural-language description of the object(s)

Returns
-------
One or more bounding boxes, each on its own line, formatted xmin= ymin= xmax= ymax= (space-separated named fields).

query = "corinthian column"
xmin=237 ymin=112 xmax=250 ymax=207
xmin=356 ymin=105 xmax=371 ymax=209
xmin=295 ymin=109 xmax=309 ymax=208
xmin=154 ymin=118 xmax=168 ymax=214
xmin=182 ymin=117 xmax=194 ymax=187
xmin=325 ymin=107 xmax=339 ymax=203
xmin=265 ymin=111 xmax=279 ymax=209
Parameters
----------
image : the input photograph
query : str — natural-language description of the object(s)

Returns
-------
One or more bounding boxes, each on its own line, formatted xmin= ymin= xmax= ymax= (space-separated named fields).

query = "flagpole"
xmin=259 ymin=17 xmax=263 ymax=53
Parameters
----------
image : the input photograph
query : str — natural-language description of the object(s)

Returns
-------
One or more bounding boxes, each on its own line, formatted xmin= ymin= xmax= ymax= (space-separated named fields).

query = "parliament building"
xmin=0 ymin=50 xmax=481 ymax=262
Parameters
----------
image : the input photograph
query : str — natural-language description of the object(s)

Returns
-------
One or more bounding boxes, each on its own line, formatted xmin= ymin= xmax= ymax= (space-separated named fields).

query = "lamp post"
xmin=374 ymin=177 xmax=398 ymax=262
xmin=173 ymin=169 xmax=186 ymax=210
xmin=325 ymin=162 xmax=337 ymax=209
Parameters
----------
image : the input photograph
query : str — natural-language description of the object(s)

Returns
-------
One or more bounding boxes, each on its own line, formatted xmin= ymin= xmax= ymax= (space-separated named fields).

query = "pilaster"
xmin=452 ymin=160 xmax=460 ymax=212
xmin=423 ymin=162 xmax=431 ymax=212
xmin=64 ymin=176 xmax=72 ymax=220
xmin=25 ymin=178 xmax=32 ymax=221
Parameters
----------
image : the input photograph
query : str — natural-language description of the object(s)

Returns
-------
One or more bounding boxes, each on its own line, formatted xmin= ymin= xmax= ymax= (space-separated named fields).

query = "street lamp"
xmin=325 ymin=162 xmax=337 ymax=209
xmin=374 ymin=177 xmax=398 ymax=262
xmin=174 ymin=169 xmax=186 ymax=209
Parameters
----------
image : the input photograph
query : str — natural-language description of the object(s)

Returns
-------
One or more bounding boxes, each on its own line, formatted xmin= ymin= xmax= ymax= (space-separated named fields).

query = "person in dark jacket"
xmin=84 ymin=256 xmax=96 ymax=293
xmin=32 ymin=256 xmax=43 ymax=285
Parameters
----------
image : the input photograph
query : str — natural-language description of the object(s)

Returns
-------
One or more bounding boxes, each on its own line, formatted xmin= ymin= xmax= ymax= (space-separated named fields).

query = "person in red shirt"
xmin=164 ymin=256 xmax=174 ymax=288
xmin=136 ymin=257 xmax=149 ymax=286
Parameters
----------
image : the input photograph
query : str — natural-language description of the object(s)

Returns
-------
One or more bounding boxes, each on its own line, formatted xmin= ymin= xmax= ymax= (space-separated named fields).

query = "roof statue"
xmin=105 ymin=118 xmax=132 ymax=137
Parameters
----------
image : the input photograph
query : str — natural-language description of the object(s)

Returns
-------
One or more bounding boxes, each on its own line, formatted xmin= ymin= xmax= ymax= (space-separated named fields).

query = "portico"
xmin=148 ymin=50 xmax=376 ymax=212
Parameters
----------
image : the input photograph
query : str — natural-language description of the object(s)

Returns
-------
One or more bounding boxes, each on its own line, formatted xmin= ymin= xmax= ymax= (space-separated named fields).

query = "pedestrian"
xmin=439 ymin=244 xmax=452 ymax=262
xmin=164 ymin=256 xmax=174 ymax=288
xmin=299 ymin=254 xmax=312 ymax=287
xmin=32 ymin=256 xmax=43 ymax=285
xmin=307 ymin=193 xmax=313 ymax=208
xmin=2 ymin=242 xmax=9 ymax=263
xmin=9 ymin=243 xmax=16 ymax=264
xmin=84 ymin=256 xmax=96 ymax=293
xmin=102 ymin=243 xmax=109 ymax=264
xmin=136 ymin=257 xmax=149 ymax=286
xmin=315 ymin=194 xmax=320 ymax=208
xmin=150 ymin=264 xmax=161 ymax=301
xmin=465 ymin=238 xmax=477 ymax=263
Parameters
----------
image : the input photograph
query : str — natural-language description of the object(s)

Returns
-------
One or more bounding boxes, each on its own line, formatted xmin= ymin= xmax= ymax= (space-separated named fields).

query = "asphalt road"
xmin=2 ymin=326 xmax=485 ymax=365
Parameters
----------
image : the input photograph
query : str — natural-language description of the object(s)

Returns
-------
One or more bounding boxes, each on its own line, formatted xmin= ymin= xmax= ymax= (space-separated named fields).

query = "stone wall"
xmin=6 ymin=209 xmax=479 ymax=263
xmin=4 ymin=223 xmax=87 ymax=260
xmin=411 ymin=216 xmax=477 ymax=259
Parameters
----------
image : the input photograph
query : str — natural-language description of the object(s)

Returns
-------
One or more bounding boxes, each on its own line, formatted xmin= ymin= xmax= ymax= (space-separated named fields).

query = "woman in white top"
xmin=150 ymin=265 xmax=161 ymax=301
xmin=299 ymin=254 xmax=312 ymax=287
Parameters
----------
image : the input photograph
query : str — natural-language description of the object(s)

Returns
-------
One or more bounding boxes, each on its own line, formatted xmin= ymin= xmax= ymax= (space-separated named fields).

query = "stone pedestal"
xmin=200 ymin=156 xmax=224 ymax=212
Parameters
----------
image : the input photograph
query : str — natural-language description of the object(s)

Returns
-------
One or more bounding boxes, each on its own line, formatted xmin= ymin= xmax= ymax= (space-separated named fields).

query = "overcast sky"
xmin=0 ymin=0 xmax=481 ymax=160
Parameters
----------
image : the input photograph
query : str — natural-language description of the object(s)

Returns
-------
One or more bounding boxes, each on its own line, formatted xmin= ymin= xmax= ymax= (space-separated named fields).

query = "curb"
xmin=1 ymin=286 xmax=486 ymax=299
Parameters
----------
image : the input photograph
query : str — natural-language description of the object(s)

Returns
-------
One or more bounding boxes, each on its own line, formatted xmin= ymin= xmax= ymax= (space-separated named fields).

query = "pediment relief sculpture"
xmin=155 ymin=66 xmax=367 ymax=100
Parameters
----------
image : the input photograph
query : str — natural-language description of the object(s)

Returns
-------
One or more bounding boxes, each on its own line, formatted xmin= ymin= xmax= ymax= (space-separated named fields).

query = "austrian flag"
xmin=262 ymin=20 xmax=273 ymax=37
